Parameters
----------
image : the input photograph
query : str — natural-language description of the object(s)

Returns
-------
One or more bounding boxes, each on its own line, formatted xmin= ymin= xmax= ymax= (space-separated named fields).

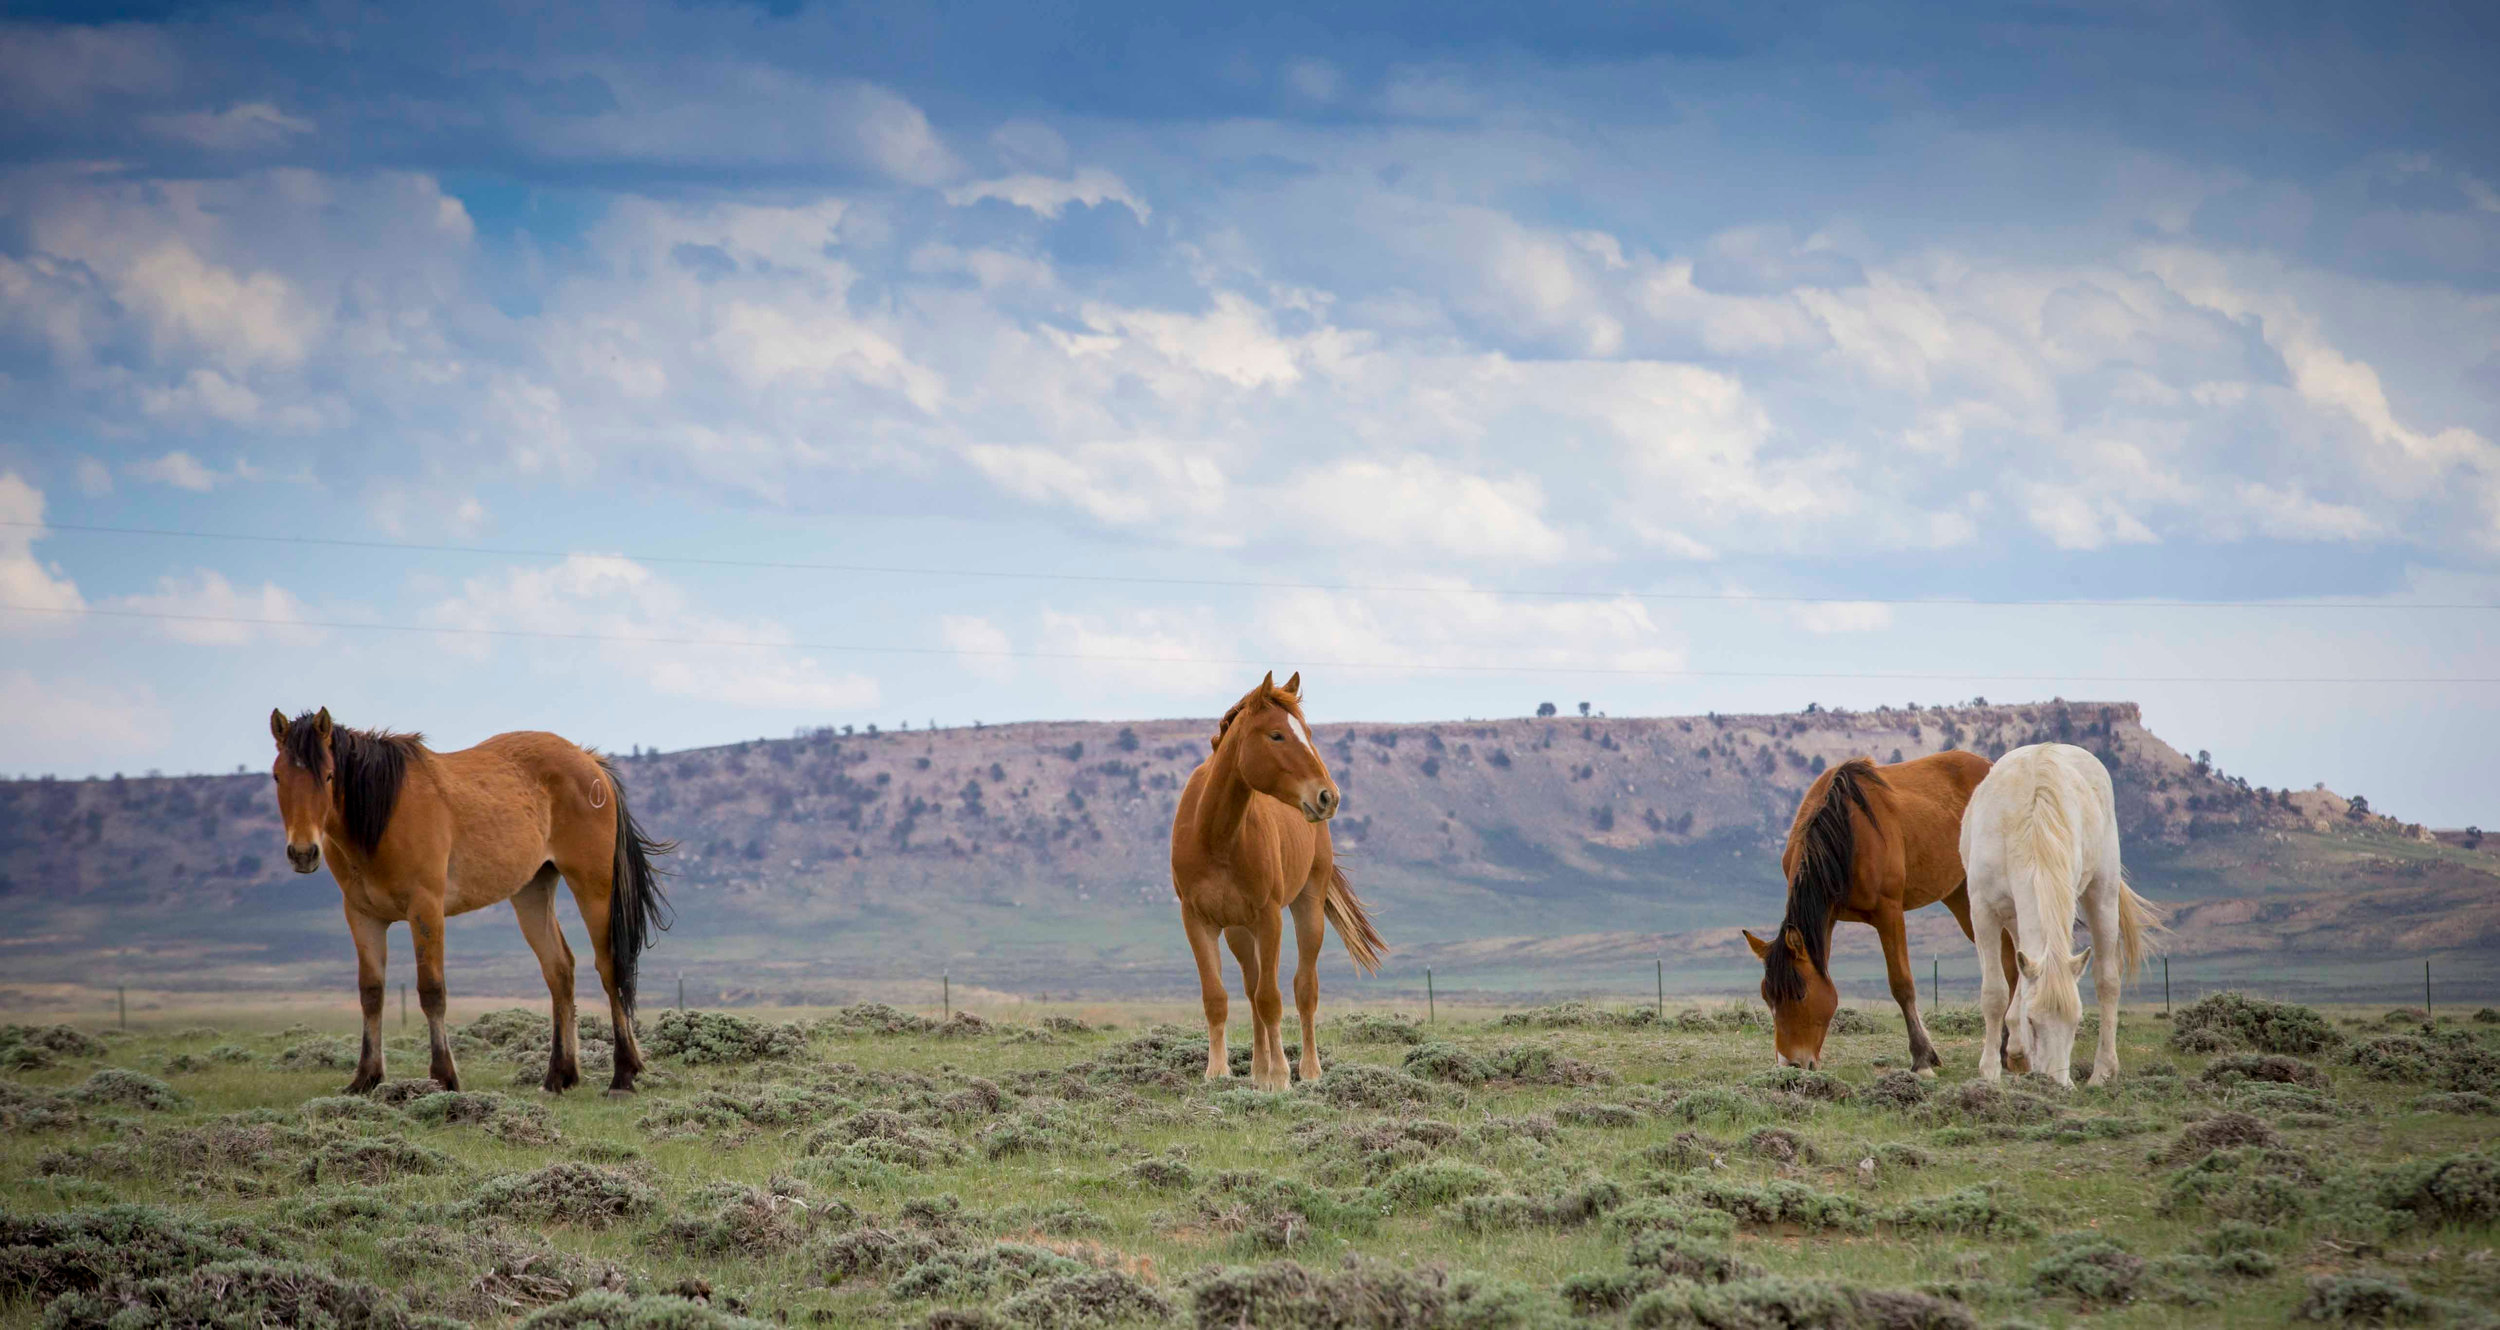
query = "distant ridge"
xmin=2 ymin=700 xmax=2492 ymax=1003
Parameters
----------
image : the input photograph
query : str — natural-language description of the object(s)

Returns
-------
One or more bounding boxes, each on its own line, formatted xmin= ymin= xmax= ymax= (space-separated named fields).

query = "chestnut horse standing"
xmin=1742 ymin=750 xmax=2011 ymax=1074
xmin=1171 ymin=673 xmax=1385 ymax=1091
xmin=269 ymin=709 xmax=672 ymax=1095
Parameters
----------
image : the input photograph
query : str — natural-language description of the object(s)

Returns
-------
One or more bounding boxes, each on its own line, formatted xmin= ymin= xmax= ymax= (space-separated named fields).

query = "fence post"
xmin=2425 ymin=959 xmax=2432 ymax=1022
xmin=1655 ymin=957 xmax=1664 ymax=1020
xmin=2163 ymin=957 xmax=2170 ymax=1015
xmin=677 ymin=972 xmax=685 ymax=1011
xmin=400 ymin=985 xmax=408 ymax=1030
xmin=943 ymin=972 xmax=951 ymax=1020
xmin=1426 ymin=968 xmax=1435 ymax=1024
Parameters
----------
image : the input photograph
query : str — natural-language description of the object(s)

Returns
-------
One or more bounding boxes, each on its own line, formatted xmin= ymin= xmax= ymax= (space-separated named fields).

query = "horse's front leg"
xmin=1974 ymin=913 xmax=2013 ymax=1081
xmin=1873 ymin=904 xmax=1940 ymax=1075
xmin=1183 ymin=909 xmax=1230 ymax=1080
xmin=409 ymin=891 xmax=460 ymax=1090
xmin=2084 ymin=880 xmax=2125 ymax=1085
xmin=343 ymin=907 xmax=390 ymax=1094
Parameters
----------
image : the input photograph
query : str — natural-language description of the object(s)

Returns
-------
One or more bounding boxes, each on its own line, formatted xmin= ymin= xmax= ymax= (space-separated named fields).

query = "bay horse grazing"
xmin=1171 ymin=672 xmax=1385 ymax=1091
xmin=1742 ymin=750 xmax=1997 ymax=1074
xmin=1961 ymin=743 xmax=2165 ymax=1086
xmin=269 ymin=709 xmax=673 ymax=1095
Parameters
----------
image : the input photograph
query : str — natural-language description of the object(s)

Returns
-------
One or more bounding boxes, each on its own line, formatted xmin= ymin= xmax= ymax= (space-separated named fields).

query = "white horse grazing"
xmin=1961 ymin=743 xmax=2165 ymax=1085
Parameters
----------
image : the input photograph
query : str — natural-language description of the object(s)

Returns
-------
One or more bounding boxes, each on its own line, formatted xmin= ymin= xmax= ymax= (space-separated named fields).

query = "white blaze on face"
xmin=1284 ymin=709 xmax=1317 ymax=758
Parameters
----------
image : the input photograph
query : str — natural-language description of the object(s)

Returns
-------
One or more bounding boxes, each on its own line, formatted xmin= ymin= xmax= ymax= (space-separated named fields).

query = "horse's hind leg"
xmin=344 ymin=908 xmax=390 ymax=1094
xmin=409 ymin=891 xmax=460 ymax=1090
xmin=1290 ymin=884 xmax=1326 ymax=1083
xmin=1183 ymin=909 xmax=1230 ymax=1080
xmin=511 ymin=867 xmax=581 ymax=1093
xmin=568 ymin=877 xmax=646 ymax=1094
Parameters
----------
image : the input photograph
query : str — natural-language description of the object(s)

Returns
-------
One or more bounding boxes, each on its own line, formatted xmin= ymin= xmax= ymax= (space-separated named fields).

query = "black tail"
xmin=601 ymin=758 xmax=675 ymax=1015
xmin=1762 ymin=757 xmax=1882 ymax=1003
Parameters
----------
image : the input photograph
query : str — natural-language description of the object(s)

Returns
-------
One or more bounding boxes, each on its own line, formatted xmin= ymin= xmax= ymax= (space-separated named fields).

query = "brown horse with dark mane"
xmin=1742 ymin=749 xmax=2016 ymax=1074
xmin=269 ymin=709 xmax=672 ymax=1095
xmin=1171 ymin=672 xmax=1386 ymax=1090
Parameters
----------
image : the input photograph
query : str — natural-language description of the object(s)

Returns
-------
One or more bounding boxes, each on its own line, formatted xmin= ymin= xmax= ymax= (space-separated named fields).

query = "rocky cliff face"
xmin=0 ymin=700 xmax=2481 ymax=1000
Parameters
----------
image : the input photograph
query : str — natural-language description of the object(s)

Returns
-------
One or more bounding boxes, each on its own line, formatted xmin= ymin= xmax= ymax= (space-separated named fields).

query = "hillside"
xmin=2 ymin=700 xmax=2494 ymax=1005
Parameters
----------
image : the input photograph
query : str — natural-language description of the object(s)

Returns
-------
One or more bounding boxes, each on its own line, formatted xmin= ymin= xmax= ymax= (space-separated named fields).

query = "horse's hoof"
xmin=603 ymin=1086 xmax=638 ymax=1099
xmin=1916 ymin=1066 xmax=1938 ymax=1079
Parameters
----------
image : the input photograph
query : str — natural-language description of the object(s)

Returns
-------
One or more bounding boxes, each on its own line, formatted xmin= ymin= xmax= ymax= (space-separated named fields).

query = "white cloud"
xmin=428 ymin=555 xmax=879 ymax=712
xmin=1033 ymin=607 xmax=1237 ymax=698
xmin=965 ymin=440 xmax=1230 ymax=532
xmin=1790 ymin=601 xmax=1895 ymax=634
xmin=1278 ymin=454 xmax=1571 ymax=564
xmin=144 ymin=101 xmax=314 ymax=150
xmin=0 ymin=473 xmax=84 ymax=625
xmin=940 ymin=615 xmax=1016 ymax=682
xmin=124 ymin=450 xmax=221 ymax=491
xmin=944 ymin=167 xmax=1149 ymax=221
xmin=1283 ymin=58 xmax=1342 ymax=104
xmin=1256 ymin=580 xmax=1684 ymax=677
xmin=0 ymin=670 xmax=162 ymax=772
xmin=113 ymin=570 xmax=322 ymax=645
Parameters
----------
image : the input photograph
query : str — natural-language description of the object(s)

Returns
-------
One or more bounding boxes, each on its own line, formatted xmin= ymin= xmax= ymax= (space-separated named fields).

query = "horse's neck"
xmin=1194 ymin=745 xmax=1260 ymax=859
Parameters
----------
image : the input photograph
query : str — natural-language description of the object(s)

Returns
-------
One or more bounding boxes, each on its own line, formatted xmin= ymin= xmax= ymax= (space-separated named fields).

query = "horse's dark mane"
xmin=281 ymin=711 xmax=425 ymax=857
xmin=1763 ymin=757 xmax=1884 ymax=1003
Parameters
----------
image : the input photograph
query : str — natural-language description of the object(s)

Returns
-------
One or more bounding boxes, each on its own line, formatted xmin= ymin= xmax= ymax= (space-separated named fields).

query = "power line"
xmin=6 ymin=602 xmax=2493 ymax=685
xmin=6 ymin=520 xmax=2491 ymax=611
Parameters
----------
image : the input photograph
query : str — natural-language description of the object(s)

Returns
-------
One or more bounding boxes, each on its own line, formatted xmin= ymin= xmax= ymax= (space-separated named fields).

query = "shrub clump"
xmin=2160 ymin=1111 xmax=2281 ymax=1162
xmin=1492 ymin=1001 xmax=1656 ymax=1029
xmin=1745 ymin=1067 xmax=1853 ymax=1103
xmin=646 ymin=1009 xmax=807 ymax=1063
xmin=1329 ymin=1012 xmax=1426 ymax=1045
xmin=2295 ymin=1274 xmax=2431 ymax=1325
xmin=658 ymin=1180 xmax=826 ymax=1256
xmin=1625 ymin=1276 xmax=1975 ymax=1330
xmin=65 ymin=1069 xmax=183 ymax=1112
xmin=2408 ymin=1091 xmax=2497 ymax=1116
xmin=299 ymin=1135 xmax=458 ymax=1184
xmin=0 ymin=1205 xmax=285 ymax=1306
xmin=1860 ymin=1070 xmax=1930 ymax=1110
xmin=406 ymin=1089 xmax=563 ymax=1145
xmin=822 ymin=1003 xmax=941 ymax=1036
xmin=1681 ymin=1179 xmax=1871 ymax=1231
xmin=1449 ymin=1180 xmax=1623 ymax=1232
xmin=1741 ymin=1127 xmax=1818 ymax=1165
xmin=2031 ymin=1240 xmax=2146 ymax=1306
xmin=1190 ymin=1259 xmax=1564 ymax=1328
xmin=890 ymin=1242 xmax=1086 ymax=1301
xmin=2169 ymin=993 xmax=2341 ymax=1056
xmin=805 ymin=1110 xmax=967 ymax=1172
xmin=463 ymin=1163 xmax=659 ymax=1228
xmin=1307 ymin=1063 xmax=1456 ymax=1111
xmin=2363 ymin=1151 xmax=2500 ymax=1230
xmin=1882 ymin=1185 xmax=2041 ymax=1239
xmin=39 ymin=1258 xmax=420 ymax=1329
xmin=1380 ymin=1160 xmax=1502 ymax=1211
xmin=2160 ymin=1147 xmax=2319 ymax=1225
xmin=0 ymin=1024 xmax=109 ymax=1062
xmin=520 ymin=1291 xmax=774 ymax=1329
xmin=995 ymin=1269 xmax=1173 ymax=1328
xmin=2198 ymin=1053 xmax=2330 ymax=1089
xmin=1399 ymin=1042 xmax=1493 ymax=1085
xmin=1120 ymin=1157 xmax=1195 ymax=1191
xmin=271 ymin=1036 xmax=361 ymax=1072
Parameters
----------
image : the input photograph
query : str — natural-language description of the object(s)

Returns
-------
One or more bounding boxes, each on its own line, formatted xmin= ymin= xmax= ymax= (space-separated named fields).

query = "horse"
xmin=268 ymin=708 xmax=673 ymax=1095
xmin=1170 ymin=672 xmax=1386 ymax=1091
xmin=1960 ymin=742 xmax=2164 ymax=1086
xmin=1742 ymin=750 xmax=2004 ymax=1074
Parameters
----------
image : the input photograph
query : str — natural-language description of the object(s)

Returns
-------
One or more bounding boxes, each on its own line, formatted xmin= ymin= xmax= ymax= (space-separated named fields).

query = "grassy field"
xmin=3 ymin=996 xmax=2497 ymax=1328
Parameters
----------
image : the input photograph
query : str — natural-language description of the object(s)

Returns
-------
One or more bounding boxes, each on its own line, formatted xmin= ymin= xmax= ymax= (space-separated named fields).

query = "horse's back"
xmin=1961 ymin=744 xmax=2117 ymax=905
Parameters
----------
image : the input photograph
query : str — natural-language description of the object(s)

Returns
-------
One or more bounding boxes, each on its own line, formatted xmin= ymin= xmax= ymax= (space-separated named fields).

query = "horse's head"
xmin=1215 ymin=671 xmax=1339 ymax=823
xmin=2015 ymin=945 xmax=2091 ymax=1086
xmin=269 ymin=707 xmax=334 ymax=873
xmin=1745 ymin=925 xmax=1837 ymax=1069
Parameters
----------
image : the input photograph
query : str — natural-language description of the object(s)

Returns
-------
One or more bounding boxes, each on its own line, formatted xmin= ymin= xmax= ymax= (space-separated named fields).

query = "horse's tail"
xmin=599 ymin=757 xmax=676 ymax=1015
xmin=1323 ymin=863 xmax=1386 ymax=974
xmin=2115 ymin=873 xmax=2167 ymax=978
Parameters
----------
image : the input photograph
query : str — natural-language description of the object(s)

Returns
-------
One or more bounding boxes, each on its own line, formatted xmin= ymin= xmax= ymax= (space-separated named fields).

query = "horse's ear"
xmin=1742 ymin=929 xmax=1772 ymax=960
xmin=1282 ymin=671 xmax=1301 ymax=697
xmin=2016 ymin=950 xmax=2043 ymax=982
xmin=270 ymin=709 xmax=288 ymax=745
xmin=1782 ymin=926 xmax=1810 ymax=966
xmin=1259 ymin=670 xmax=1275 ymax=694
xmin=315 ymin=707 xmax=333 ymax=739
xmin=2069 ymin=946 xmax=2093 ymax=980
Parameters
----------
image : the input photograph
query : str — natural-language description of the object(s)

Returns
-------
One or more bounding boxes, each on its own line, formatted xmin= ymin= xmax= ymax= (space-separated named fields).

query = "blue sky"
xmin=2 ymin=0 xmax=2496 ymax=824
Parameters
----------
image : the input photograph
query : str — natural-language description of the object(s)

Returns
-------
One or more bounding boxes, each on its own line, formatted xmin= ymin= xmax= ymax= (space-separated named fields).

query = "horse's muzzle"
xmin=1300 ymin=788 xmax=1340 ymax=823
xmin=287 ymin=844 xmax=321 ymax=873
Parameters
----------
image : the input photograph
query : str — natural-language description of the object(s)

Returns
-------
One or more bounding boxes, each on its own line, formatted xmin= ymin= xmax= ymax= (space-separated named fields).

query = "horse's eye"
xmin=1269 ymin=732 xmax=1285 ymax=741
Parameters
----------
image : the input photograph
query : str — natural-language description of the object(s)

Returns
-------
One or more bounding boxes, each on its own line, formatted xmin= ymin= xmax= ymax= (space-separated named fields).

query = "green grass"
xmin=4 ymin=1002 xmax=2497 ymax=1328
